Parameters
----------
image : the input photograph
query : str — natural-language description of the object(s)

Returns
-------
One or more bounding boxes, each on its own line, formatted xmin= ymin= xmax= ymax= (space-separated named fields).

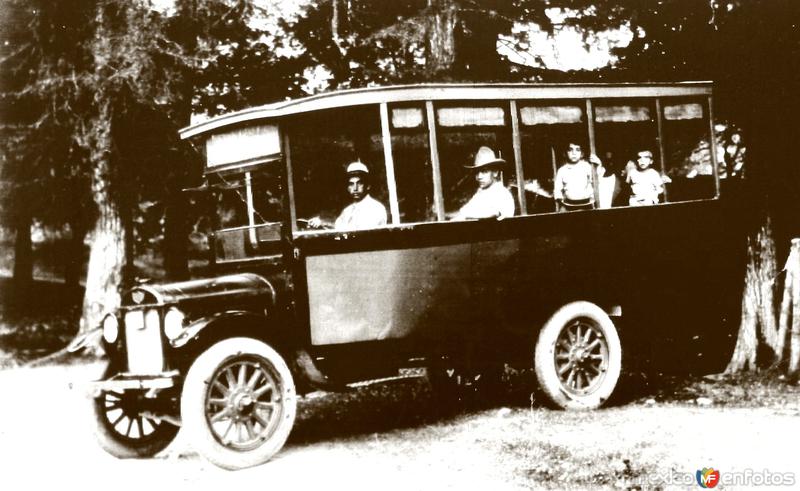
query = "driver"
xmin=308 ymin=161 xmax=388 ymax=231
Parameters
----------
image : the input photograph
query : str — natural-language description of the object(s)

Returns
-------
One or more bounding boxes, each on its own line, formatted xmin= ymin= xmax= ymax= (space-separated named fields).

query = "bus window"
xmin=390 ymin=105 xmax=436 ymax=223
xmin=435 ymin=105 xmax=516 ymax=218
xmin=251 ymin=166 xmax=284 ymax=240
xmin=518 ymin=103 xmax=586 ymax=214
xmin=661 ymin=99 xmax=716 ymax=202
xmin=289 ymin=106 xmax=390 ymax=231
xmin=593 ymin=100 xmax=659 ymax=207
xmin=215 ymin=176 xmax=249 ymax=229
xmin=211 ymin=164 xmax=284 ymax=261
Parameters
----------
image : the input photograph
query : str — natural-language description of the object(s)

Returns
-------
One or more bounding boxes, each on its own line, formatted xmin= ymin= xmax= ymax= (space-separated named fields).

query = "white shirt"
xmin=455 ymin=181 xmax=515 ymax=220
xmin=334 ymin=194 xmax=388 ymax=230
xmin=627 ymin=167 xmax=664 ymax=205
xmin=554 ymin=160 xmax=594 ymax=202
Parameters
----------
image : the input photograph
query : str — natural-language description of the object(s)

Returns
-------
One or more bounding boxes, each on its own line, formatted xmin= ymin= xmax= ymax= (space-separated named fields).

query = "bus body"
xmin=82 ymin=82 xmax=746 ymax=469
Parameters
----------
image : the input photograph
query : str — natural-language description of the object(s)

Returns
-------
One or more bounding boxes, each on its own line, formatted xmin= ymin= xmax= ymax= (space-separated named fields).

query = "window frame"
xmin=279 ymin=88 xmax=721 ymax=239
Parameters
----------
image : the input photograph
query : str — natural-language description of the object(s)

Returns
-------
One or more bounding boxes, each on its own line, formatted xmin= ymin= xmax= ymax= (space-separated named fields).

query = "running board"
xmin=345 ymin=368 xmax=427 ymax=388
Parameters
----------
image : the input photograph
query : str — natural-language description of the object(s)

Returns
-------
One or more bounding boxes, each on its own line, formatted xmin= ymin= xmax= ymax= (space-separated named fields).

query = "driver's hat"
xmin=346 ymin=161 xmax=370 ymax=175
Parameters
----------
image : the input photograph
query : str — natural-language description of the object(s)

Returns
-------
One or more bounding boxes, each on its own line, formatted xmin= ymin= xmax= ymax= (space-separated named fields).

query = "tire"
xmin=181 ymin=337 xmax=297 ymax=470
xmin=92 ymin=363 xmax=179 ymax=458
xmin=534 ymin=301 xmax=622 ymax=410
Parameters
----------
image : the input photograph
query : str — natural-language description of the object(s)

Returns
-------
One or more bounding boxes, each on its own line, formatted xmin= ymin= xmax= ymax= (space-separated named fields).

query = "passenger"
xmin=553 ymin=142 xmax=602 ymax=211
xmin=452 ymin=146 xmax=515 ymax=220
xmin=596 ymin=153 xmax=619 ymax=209
xmin=626 ymin=149 xmax=665 ymax=206
xmin=723 ymin=130 xmax=746 ymax=178
xmin=307 ymin=161 xmax=387 ymax=230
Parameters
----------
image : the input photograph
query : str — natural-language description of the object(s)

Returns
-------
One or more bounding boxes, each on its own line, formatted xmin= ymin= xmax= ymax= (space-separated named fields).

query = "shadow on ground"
xmin=288 ymin=371 xmax=543 ymax=446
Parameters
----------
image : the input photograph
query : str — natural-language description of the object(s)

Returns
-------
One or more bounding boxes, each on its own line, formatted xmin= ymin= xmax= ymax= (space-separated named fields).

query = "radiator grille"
xmin=124 ymin=310 xmax=165 ymax=375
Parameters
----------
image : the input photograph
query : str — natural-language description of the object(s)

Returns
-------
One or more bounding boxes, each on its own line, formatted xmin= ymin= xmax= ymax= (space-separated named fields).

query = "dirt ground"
xmin=1 ymin=362 xmax=798 ymax=491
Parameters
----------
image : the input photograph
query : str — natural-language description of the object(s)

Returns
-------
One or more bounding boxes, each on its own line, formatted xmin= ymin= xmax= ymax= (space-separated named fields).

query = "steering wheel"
xmin=297 ymin=218 xmax=333 ymax=231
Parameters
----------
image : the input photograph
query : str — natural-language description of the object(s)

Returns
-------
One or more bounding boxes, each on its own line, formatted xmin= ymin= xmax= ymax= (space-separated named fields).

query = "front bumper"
xmin=89 ymin=370 xmax=180 ymax=396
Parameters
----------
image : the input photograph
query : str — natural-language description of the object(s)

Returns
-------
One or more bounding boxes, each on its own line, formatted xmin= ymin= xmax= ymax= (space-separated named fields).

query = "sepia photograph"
xmin=1 ymin=1 xmax=799 ymax=489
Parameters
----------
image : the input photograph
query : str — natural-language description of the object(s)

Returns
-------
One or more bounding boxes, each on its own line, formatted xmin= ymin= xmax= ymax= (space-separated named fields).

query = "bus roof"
xmin=179 ymin=81 xmax=713 ymax=140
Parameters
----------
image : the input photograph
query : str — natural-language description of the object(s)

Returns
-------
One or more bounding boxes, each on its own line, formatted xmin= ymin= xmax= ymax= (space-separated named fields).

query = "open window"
xmin=389 ymin=105 xmax=436 ymax=223
xmin=592 ymin=99 xmax=660 ymax=207
xmin=434 ymin=104 xmax=517 ymax=218
xmin=518 ymin=102 xmax=587 ymax=214
xmin=289 ymin=106 xmax=390 ymax=232
xmin=660 ymin=98 xmax=717 ymax=201
xmin=210 ymin=162 xmax=284 ymax=262
xmin=202 ymin=123 xmax=285 ymax=262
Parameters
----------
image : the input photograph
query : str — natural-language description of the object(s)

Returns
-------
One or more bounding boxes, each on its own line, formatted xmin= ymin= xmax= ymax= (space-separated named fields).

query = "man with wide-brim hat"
xmin=307 ymin=160 xmax=387 ymax=230
xmin=453 ymin=146 xmax=515 ymax=220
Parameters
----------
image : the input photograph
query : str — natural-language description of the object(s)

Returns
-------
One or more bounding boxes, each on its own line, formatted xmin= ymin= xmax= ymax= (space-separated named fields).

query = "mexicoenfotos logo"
xmin=696 ymin=467 xmax=721 ymax=488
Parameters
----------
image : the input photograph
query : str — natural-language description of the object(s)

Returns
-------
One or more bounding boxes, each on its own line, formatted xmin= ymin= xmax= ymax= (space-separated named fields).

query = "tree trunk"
xmin=331 ymin=0 xmax=348 ymax=56
xmin=12 ymin=210 xmax=33 ymax=295
xmin=426 ymin=0 xmax=458 ymax=73
xmin=774 ymin=238 xmax=800 ymax=366
xmin=726 ymin=221 xmax=780 ymax=373
xmin=726 ymin=256 xmax=758 ymax=372
xmin=726 ymin=220 xmax=800 ymax=374
xmin=756 ymin=226 xmax=779 ymax=354
xmin=80 ymin=101 xmax=126 ymax=335
xmin=64 ymin=220 xmax=86 ymax=290
xmin=789 ymin=239 xmax=800 ymax=374
xmin=774 ymin=257 xmax=792 ymax=365
xmin=81 ymin=206 xmax=125 ymax=334
xmin=163 ymin=188 xmax=189 ymax=281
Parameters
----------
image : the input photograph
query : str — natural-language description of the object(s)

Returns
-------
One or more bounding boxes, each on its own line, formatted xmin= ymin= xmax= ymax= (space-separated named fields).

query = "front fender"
xmin=170 ymin=311 xmax=270 ymax=349
xmin=67 ymin=327 xmax=102 ymax=353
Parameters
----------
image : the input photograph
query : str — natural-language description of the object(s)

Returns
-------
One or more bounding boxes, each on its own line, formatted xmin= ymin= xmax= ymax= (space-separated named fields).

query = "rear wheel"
xmin=92 ymin=363 xmax=179 ymax=458
xmin=181 ymin=337 xmax=297 ymax=470
xmin=534 ymin=301 xmax=621 ymax=409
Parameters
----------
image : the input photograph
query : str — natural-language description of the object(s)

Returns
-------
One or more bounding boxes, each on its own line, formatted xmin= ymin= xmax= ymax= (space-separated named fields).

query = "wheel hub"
xmin=554 ymin=319 xmax=609 ymax=395
xmin=570 ymin=347 xmax=587 ymax=362
xmin=231 ymin=390 xmax=255 ymax=418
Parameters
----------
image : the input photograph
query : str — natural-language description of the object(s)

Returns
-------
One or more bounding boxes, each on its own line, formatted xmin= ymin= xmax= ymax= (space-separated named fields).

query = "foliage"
xmin=169 ymin=0 xmax=303 ymax=115
xmin=0 ymin=1 xmax=95 ymax=231
xmin=0 ymin=0 xmax=293 ymax=283
xmin=1 ymin=0 xmax=799 ymax=354
xmin=0 ymin=1 xmax=245 ymax=332
xmin=283 ymin=0 xmax=720 ymax=89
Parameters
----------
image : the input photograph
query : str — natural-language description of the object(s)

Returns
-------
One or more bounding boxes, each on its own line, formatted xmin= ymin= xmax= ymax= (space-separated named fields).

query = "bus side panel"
xmin=495 ymin=201 xmax=742 ymax=372
xmin=306 ymin=244 xmax=470 ymax=345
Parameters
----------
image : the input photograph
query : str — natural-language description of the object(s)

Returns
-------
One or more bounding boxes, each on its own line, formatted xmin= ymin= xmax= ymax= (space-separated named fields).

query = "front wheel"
xmin=181 ymin=337 xmax=297 ymax=470
xmin=534 ymin=301 xmax=622 ymax=409
xmin=92 ymin=363 xmax=179 ymax=458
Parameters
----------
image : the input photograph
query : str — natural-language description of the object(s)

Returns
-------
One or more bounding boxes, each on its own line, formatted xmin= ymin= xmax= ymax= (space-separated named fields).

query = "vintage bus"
xmin=81 ymin=82 xmax=745 ymax=469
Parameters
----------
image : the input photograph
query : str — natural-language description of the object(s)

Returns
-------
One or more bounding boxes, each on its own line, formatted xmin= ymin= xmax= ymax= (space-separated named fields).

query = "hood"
xmin=123 ymin=273 xmax=275 ymax=308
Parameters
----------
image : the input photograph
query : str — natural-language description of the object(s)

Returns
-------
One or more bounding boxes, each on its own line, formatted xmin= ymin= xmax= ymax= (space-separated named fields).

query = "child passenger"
xmin=553 ymin=142 xmax=602 ymax=211
xmin=626 ymin=150 xmax=665 ymax=206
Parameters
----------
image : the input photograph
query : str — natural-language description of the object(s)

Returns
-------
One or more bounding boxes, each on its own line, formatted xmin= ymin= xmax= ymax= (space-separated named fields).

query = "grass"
xmin=280 ymin=368 xmax=799 ymax=489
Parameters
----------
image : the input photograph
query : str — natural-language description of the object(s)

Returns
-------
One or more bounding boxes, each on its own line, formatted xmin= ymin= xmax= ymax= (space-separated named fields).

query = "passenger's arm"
xmin=499 ymin=188 xmax=516 ymax=218
xmin=553 ymin=168 xmax=564 ymax=201
xmin=553 ymin=168 xmax=566 ymax=212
